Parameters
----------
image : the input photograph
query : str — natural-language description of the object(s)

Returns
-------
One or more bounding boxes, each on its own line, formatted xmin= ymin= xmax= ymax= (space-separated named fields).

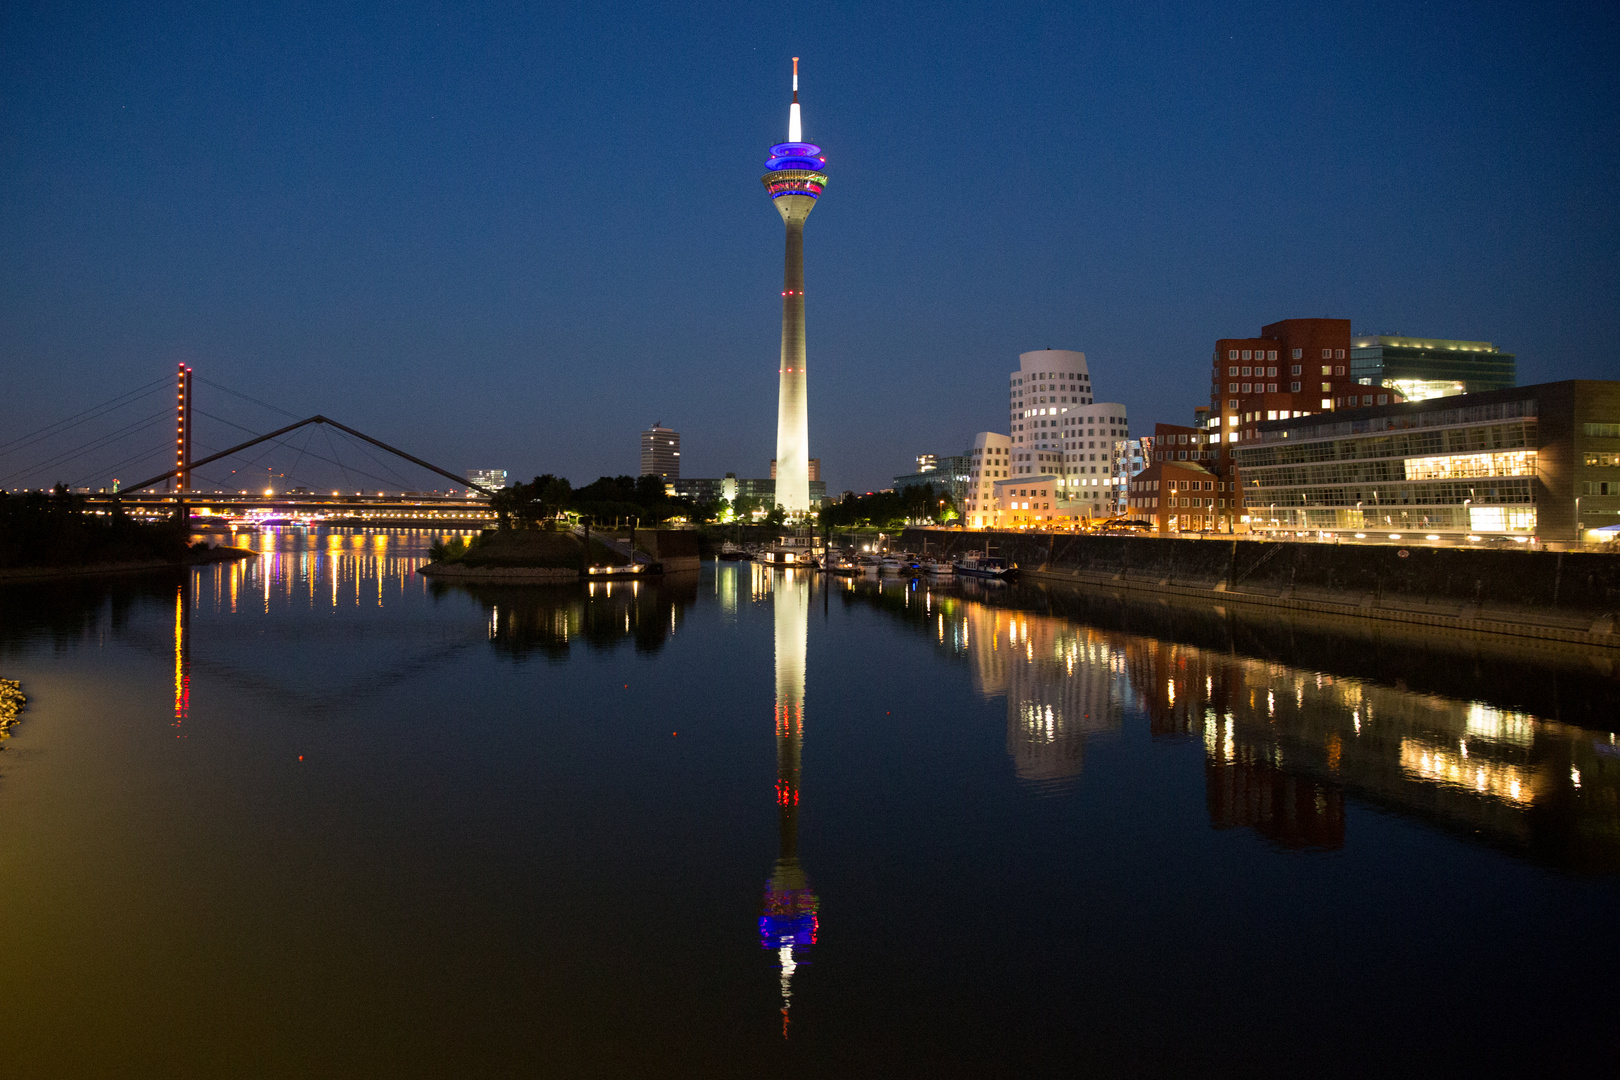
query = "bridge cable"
xmin=329 ymin=425 xmax=416 ymax=490
xmin=192 ymin=379 xmax=455 ymax=493
xmin=0 ymin=408 xmax=173 ymax=488
xmin=64 ymin=439 xmax=175 ymax=491
xmin=205 ymin=380 xmax=425 ymax=491
xmin=0 ymin=376 xmax=170 ymax=458
xmin=188 ymin=409 xmax=416 ymax=492
xmin=281 ymin=423 xmax=316 ymax=490
xmin=319 ymin=424 xmax=359 ymax=494
xmin=194 ymin=376 xmax=303 ymax=421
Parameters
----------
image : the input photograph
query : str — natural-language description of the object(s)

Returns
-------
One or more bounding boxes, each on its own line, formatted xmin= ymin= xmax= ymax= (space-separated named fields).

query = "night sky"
xmin=3 ymin=1 xmax=1616 ymax=494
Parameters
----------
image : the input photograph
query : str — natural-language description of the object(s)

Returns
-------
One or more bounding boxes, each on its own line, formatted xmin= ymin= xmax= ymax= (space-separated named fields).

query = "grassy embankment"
xmin=429 ymin=530 xmax=630 ymax=569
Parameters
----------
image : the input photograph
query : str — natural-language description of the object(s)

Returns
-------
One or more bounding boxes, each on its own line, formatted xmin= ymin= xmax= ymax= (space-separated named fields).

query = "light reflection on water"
xmin=0 ymin=530 xmax=1616 ymax=1075
xmin=845 ymin=573 xmax=1619 ymax=864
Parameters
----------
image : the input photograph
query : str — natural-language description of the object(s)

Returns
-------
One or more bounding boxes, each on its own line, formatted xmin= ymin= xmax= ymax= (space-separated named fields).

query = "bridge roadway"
xmin=85 ymin=492 xmax=498 ymax=527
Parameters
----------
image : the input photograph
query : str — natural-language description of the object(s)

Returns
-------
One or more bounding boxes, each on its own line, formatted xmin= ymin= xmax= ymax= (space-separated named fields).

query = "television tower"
xmin=761 ymin=58 xmax=827 ymax=517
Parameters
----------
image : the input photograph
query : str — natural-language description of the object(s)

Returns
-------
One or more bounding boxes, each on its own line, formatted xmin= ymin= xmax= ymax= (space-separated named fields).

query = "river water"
xmin=0 ymin=528 xmax=1616 ymax=1077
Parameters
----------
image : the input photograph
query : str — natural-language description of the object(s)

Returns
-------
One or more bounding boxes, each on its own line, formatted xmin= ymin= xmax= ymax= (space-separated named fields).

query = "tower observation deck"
xmin=762 ymin=57 xmax=827 ymax=516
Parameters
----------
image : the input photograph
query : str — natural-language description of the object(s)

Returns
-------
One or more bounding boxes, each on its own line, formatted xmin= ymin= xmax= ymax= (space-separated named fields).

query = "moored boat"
xmin=756 ymin=533 xmax=821 ymax=567
xmin=585 ymin=561 xmax=663 ymax=579
xmin=821 ymin=551 xmax=860 ymax=575
xmin=952 ymin=554 xmax=1016 ymax=580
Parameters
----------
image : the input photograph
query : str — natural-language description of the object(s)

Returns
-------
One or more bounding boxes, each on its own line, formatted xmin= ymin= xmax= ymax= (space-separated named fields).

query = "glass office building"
xmin=669 ymin=476 xmax=826 ymax=506
xmin=893 ymin=453 xmax=972 ymax=507
xmin=1232 ymin=381 xmax=1620 ymax=542
xmin=465 ymin=469 xmax=508 ymax=496
xmin=1350 ymin=335 xmax=1516 ymax=402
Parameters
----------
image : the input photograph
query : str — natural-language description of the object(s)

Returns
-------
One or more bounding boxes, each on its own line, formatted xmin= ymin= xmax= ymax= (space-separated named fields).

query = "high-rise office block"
xmin=465 ymin=469 xmax=508 ymax=495
xmin=640 ymin=424 xmax=680 ymax=480
xmin=1196 ymin=317 xmax=1404 ymax=533
xmin=1351 ymin=335 xmax=1516 ymax=400
xmin=1212 ymin=319 xmax=1390 ymax=449
xmin=762 ymin=58 xmax=827 ymax=516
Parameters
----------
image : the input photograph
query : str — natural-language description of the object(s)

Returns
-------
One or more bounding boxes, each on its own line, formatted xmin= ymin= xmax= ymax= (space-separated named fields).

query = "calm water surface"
xmin=1 ymin=528 xmax=1617 ymax=1078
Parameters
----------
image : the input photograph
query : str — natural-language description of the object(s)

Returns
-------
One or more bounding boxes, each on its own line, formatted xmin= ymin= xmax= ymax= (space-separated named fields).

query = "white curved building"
xmin=1007 ymin=349 xmax=1129 ymax=515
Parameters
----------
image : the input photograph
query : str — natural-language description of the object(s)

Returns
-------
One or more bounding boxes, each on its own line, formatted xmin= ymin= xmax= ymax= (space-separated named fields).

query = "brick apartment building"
xmin=1214 ymin=319 xmax=1399 ymax=446
xmin=1140 ymin=318 xmax=1406 ymax=534
xmin=1133 ymin=420 xmax=1236 ymax=532
xmin=1126 ymin=459 xmax=1225 ymax=533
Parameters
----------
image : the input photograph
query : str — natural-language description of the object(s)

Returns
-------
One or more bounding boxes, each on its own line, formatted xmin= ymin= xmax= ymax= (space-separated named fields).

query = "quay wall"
xmin=900 ymin=530 xmax=1620 ymax=647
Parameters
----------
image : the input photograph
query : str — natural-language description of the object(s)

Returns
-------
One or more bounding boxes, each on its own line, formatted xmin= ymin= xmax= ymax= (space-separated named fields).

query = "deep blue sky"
xmin=3 ymin=1 xmax=1616 ymax=494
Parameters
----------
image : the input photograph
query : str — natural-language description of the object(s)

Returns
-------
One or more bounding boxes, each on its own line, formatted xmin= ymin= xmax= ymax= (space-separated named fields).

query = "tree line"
xmin=488 ymin=474 xmax=788 ymax=529
xmin=488 ymin=475 xmax=958 ymax=530
xmin=820 ymin=484 xmax=957 ymax=529
xmin=0 ymin=486 xmax=192 ymax=569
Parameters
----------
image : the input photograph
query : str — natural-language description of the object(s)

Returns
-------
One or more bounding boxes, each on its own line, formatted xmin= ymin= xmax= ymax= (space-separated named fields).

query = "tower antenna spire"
xmin=788 ymin=58 xmax=802 ymax=141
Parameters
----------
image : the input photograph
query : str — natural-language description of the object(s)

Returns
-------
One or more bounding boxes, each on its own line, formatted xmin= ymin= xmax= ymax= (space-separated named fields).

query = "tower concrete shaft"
xmin=775 ymin=213 xmax=811 ymax=515
xmin=761 ymin=60 xmax=826 ymax=517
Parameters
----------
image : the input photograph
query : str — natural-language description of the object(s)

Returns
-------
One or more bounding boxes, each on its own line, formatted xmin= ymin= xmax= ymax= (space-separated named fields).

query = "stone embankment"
xmin=902 ymin=530 xmax=1620 ymax=649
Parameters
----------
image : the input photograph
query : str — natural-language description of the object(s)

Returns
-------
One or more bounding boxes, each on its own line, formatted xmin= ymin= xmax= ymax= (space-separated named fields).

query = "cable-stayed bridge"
xmin=1 ymin=364 xmax=498 ymax=527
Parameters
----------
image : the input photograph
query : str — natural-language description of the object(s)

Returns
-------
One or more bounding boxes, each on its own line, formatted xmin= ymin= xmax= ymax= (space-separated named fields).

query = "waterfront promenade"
xmin=906 ymin=529 xmax=1620 ymax=648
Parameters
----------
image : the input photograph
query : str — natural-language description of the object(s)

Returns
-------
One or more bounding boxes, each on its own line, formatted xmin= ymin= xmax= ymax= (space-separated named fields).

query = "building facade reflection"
xmin=845 ymin=577 xmax=1619 ymax=871
xmin=962 ymin=602 xmax=1123 ymax=786
xmin=760 ymin=568 xmax=817 ymax=1038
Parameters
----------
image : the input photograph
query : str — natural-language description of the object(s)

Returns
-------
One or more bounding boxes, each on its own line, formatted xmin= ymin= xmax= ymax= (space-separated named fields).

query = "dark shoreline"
xmin=0 ymin=545 xmax=255 ymax=583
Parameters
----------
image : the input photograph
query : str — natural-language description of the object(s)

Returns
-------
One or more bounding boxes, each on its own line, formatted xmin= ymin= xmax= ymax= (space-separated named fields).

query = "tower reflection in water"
xmin=173 ymin=577 xmax=190 ymax=735
xmin=760 ymin=566 xmax=817 ymax=1038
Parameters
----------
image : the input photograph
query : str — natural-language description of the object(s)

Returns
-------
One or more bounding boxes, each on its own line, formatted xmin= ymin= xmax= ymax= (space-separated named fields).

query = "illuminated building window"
xmin=1468 ymin=506 xmax=1536 ymax=532
xmin=1402 ymin=450 xmax=1536 ymax=481
xmin=1384 ymin=377 xmax=1466 ymax=402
